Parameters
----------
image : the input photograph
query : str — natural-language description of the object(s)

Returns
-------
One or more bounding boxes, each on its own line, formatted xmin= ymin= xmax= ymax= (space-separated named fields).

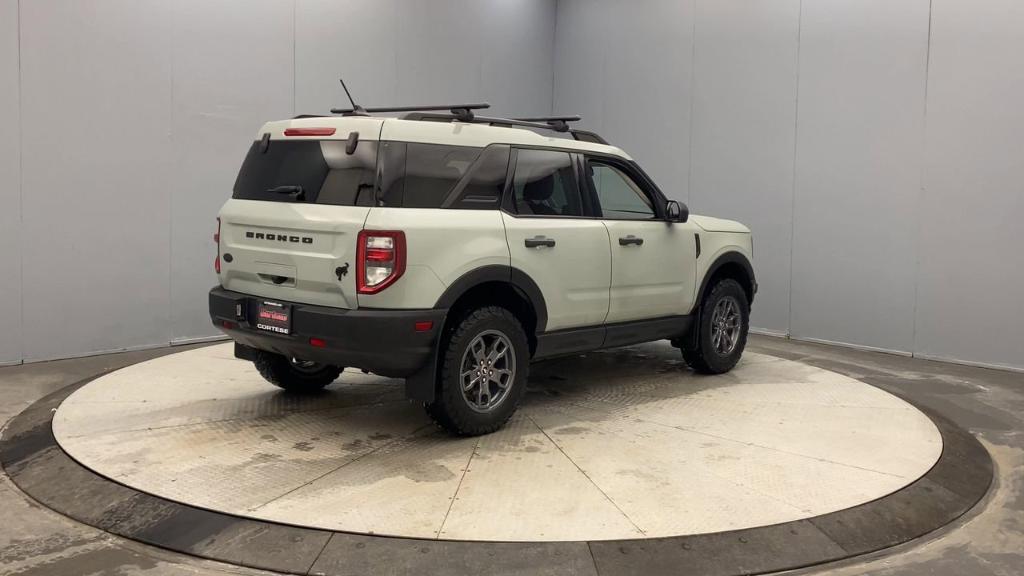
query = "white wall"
xmin=0 ymin=0 xmax=20 ymax=365
xmin=554 ymin=0 xmax=1024 ymax=370
xmin=3 ymin=0 xmax=556 ymax=364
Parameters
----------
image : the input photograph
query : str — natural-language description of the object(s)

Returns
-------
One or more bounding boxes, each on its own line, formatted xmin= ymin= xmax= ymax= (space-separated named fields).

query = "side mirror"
xmin=665 ymin=200 xmax=689 ymax=223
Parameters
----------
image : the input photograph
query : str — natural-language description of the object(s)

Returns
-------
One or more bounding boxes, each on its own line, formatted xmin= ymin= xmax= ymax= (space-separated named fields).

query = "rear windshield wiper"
xmin=267 ymin=185 xmax=305 ymax=201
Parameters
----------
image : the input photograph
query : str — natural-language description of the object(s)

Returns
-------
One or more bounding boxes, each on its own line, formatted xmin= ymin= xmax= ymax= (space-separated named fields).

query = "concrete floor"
xmin=1 ymin=335 xmax=1022 ymax=575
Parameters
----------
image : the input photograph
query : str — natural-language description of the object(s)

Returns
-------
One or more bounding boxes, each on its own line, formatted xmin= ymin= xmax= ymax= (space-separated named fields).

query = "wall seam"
xmin=16 ymin=0 xmax=24 ymax=364
xmin=910 ymin=0 xmax=935 ymax=359
xmin=549 ymin=0 xmax=558 ymax=115
xmin=167 ymin=4 xmax=176 ymax=346
xmin=292 ymin=0 xmax=297 ymax=115
xmin=786 ymin=0 xmax=804 ymax=339
xmin=684 ymin=0 xmax=698 ymax=205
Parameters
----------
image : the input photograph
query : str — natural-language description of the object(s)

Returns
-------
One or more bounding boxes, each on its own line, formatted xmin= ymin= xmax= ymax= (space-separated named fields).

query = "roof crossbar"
xmin=400 ymin=112 xmax=608 ymax=144
xmin=512 ymin=115 xmax=582 ymax=132
xmin=330 ymin=103 xmax=490 ymax=122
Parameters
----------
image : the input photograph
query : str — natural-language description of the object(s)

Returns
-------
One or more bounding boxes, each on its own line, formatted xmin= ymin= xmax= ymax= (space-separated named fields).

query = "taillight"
xmin=356 ymin=230 xmax=406 ymax=294
xmin=214 ymin=217 xmax=221 ymax=274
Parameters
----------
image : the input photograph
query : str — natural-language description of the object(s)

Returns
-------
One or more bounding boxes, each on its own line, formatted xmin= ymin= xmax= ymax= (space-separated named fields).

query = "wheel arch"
xmin=406 ymin=265 xmax=545 ymax=404
xmin=697 ymin=251 xmax=757 ymax=307
xmin=435 ymin=265 xmax=548 ymax=338
xmin=675 ymin=251 xmax=756 ymax=352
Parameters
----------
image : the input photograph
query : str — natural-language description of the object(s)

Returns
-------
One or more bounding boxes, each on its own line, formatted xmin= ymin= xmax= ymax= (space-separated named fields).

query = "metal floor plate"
xmin=52 ymin=343 xmax=942 ymax=542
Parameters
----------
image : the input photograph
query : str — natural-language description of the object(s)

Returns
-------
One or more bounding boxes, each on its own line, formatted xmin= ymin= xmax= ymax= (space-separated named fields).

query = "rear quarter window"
xmin=378 ymin=142 xmax=510 ymax=209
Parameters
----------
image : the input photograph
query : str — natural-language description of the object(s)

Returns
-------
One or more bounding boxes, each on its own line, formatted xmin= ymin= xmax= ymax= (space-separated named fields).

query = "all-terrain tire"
xmin=426 ymin=306 xmax=530 ymax=436
xmin=682 ymin=278 xmax=750 ymax=374
xmin=253 ymin=350 xmax=342 ymax=392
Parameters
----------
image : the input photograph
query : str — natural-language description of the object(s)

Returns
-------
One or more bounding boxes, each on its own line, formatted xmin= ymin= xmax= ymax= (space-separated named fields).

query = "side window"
xmin=512 ymin=149 xmax=583 ymax=217
xmin=377 ymin=142 xmax=484 ymax=208
xmin=587 ymin=160 xmax=655 ymax=220
xmin=442 ymin=145 xmax=510 ymax=209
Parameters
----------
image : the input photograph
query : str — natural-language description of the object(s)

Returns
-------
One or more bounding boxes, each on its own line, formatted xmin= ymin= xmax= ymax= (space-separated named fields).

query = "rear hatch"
xmin=217 ymin=118 xmax=384 ymax=309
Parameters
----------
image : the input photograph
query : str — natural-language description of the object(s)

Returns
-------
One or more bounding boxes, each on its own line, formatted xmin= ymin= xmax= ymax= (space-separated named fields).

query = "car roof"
xmin=258 ymin=116 xmax=632 ymax=160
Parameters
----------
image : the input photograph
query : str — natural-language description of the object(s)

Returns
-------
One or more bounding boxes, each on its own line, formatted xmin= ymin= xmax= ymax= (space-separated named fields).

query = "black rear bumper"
xmin=209 ymin=287 xmax=446 ymax=378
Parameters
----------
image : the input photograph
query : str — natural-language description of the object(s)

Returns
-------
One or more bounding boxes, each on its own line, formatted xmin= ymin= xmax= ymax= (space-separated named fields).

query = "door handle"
xmin=525 ymin=236 xmax=556 ymax=248
xmin=619 ymin=235 xmax=644 ymax=246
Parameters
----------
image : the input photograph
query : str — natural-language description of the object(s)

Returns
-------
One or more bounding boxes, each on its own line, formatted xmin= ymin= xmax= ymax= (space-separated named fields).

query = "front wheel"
xmin=426 ymin=306 xmax=530 ymax=436
xmin=682 ymin=278 xmax=750 ymax=374
xmin=253 ymin=350 xmax=342 ymax=392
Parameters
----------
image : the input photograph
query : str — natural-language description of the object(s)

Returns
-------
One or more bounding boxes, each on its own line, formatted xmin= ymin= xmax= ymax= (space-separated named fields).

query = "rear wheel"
xmin=682 ymin=278 xmax=749 ymax=374
xmin=253 ymin=350 xmax=342 ymax=392
xmin=426 ymin=306 xmax=529 ymax=436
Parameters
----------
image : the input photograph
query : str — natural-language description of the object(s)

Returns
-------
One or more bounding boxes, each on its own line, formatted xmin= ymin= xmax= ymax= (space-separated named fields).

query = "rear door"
xmin=502 ymin=148 xmax=610 ymax=331
xmin=218 ymin=134 xmax=379 ymax=308
xmin=582 ymin=156 xmax=697 ymax=323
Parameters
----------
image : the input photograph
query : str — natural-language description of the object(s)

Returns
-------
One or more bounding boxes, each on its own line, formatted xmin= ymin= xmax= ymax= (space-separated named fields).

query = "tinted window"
xmin=378 ymin=143 xmax=484 ymax=208
xmin=587 ymin=160 xmax=655 ymax=219
xmin=512 ymin=149 xmax=582 ymax=217
xmin=233 ymin=140 xmax=377 ymax=206
xmin=442 ymin=145 xmax=510 ymax=209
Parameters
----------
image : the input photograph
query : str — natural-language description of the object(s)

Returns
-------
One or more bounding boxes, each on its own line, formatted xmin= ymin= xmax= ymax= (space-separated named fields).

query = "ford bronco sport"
xmin=209 ymin=102 xmax=756 ymax=436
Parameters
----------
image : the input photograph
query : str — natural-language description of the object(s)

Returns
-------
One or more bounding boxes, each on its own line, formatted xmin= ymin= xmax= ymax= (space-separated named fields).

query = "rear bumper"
xmin=209 ymin=287 xmax=446 ymax=378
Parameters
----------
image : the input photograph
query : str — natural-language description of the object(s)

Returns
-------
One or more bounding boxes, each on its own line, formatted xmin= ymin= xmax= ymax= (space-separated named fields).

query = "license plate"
xmin=256 ymin=300 xmax=291 ymax=334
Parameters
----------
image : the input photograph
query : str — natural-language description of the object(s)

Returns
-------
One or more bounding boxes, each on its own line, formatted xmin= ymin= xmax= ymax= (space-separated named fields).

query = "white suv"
xmin=209 ymin=104 xmax=756 ymax=436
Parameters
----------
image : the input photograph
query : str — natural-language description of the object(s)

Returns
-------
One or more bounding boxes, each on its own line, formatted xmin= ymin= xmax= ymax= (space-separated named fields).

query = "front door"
xmin=502 ymin=148 xmax=610 ymax=332
xmin=582 ymin=157 xmax=697 ymax=324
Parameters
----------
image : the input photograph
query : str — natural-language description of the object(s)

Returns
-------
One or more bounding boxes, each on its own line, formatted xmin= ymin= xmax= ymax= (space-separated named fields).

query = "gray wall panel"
xmin=554 ymin=0 xmax=694 ymax=201
xmin=169 ymin=0 xmax=295 ymax=343
xmin=8 ymin=0 xmax=556 ymax=363
xmin=0 ymin=0 xmax=20 ymax=364
xmin=294 ymin=0 xmax=400 ymax=115
xmin=478 ymin=0 xmax=556 ymax=117
xmin=553 ymin=0 xmax=607 ymax=136
xmin=296 ymin=0 xmax=555 ymax=118
xmin=789 ymin=0 xmax=929 ymax=352
xmin=393 ymin=1 xmax=487 ymax=105
xmin=19 ymin=0 xmax=174 ymax=361
xmin=914 ymin=0 xmax=1024 ymax=369
xmin=688 ymin=0 xmax=800 ymax=333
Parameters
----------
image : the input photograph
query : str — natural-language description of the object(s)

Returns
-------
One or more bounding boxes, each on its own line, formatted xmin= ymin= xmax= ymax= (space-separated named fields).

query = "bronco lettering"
xmin=245 ymin=231 xmax=313 ymax=244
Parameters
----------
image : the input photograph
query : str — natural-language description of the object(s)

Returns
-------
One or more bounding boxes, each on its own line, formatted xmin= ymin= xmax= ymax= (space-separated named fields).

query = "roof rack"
xmin=400 ymin=111 xmax=609 ymax=145
xmin=330 ymin=103 xmax=490 ymax=122
xmin=324 ymin=78 xmax=609 ymax=143
xmin=513 ymin=115 xmax=581 ymax=132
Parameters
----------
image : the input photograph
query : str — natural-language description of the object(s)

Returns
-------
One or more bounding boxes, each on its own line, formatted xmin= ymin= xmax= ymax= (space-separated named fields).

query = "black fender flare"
xmin=696 ymin=251 xmax=756 ymax=305
xmin=678 ymin=251 xmax=756 ymax=351
xmin=434 ymin=264 xmax=548 ymax=334
xmin=406 ymin=265 xmax=547 ymax=403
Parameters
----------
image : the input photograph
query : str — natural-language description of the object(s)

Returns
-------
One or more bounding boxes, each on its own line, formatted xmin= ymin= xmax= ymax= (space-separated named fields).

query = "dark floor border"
xmin=1 ymin=369 xmax=993 ymax=576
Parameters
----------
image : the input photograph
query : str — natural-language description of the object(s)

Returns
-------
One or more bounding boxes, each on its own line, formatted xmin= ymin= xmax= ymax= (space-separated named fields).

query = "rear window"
xmin=232 ymin=139 xmax=378 ymax=206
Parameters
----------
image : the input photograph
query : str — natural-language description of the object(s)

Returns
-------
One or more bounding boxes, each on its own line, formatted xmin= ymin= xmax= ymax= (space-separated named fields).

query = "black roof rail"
xmin=568 ymin=129 xmax=608 ymax=145
xmin=330 ymin=103 xmax=490 ymax=122
xmin=512 ymin=115 xmax=582 ymax=133
xmin=399 ymin=112 xmax=609 ymax=145
xmin=514 ymin=115 xmax=583 ymax=122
